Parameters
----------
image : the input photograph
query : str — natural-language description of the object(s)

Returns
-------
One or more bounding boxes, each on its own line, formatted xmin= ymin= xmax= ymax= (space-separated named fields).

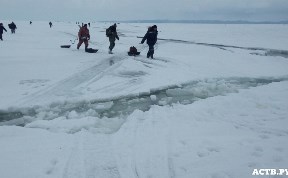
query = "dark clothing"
xmin=108 ymin=25 xmax=117 ymax=33
xmin=8 ymin=23 xmax=16 ymax=29
xmin=109 ymin=39 xmax=115 ymax=51
xmin=49 ymin=22 xmax=52 ymax=28
xmin=0 ymin=26 xmax=7 ymax=34
xmin=0 ymin=25 xmax=7 ymax=40
xmin=8 ymin=23 xmax=17 ymax=34
xmin=147 ymin=45 xmax=155 ymax=59
xmin=141 ymin=28 xmax=158 ymax=59
xmin=107 ymin=24 xmax=119 ymax=51
xmin=141 ymin=30 xmax=158 ymax=46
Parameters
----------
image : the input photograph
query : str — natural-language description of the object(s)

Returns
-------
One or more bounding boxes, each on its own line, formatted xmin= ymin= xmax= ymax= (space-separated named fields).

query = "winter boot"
xmin=147 ymin=52 xmax=150 ymax=58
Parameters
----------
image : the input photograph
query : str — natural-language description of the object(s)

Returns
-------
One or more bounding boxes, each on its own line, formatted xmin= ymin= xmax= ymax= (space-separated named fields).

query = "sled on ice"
xmin=128 ymin=51 xmax=140 ymax=56
xmin=60 ymin=45 xmax=71 ymax=48
xmin=85 ymin=48 xmax=98 ymax=53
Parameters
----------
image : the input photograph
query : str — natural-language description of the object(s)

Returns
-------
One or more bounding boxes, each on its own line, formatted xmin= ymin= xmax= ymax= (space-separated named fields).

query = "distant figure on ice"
xmin=8 ymin=22 xmax=17 ymax=34
xmin=141 ymin=25 xmax=158 ymax=59
xmin=49 ymin=22 xmax=53 ymax=28
xmin=77 ymin=24 xmax=90 ymax=50
xmin=30 ymin=21 xmax=32 ymax=25
xmin=88 ymin=23 xmax=90 ymax=27
xmin=106 ymin=23 xmax=119 ymax=54
xmin=0 ymin=23 xmax=7 ymax=41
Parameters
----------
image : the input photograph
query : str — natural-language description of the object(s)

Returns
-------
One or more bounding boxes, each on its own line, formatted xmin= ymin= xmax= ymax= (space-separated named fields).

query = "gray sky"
xmin=1 ymin=0 xmax=288 ymax=22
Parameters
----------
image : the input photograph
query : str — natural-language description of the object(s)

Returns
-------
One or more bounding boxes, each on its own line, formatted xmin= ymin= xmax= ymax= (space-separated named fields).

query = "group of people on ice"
xmin=0 ymin=22 xmax=17 ymax=40
xmin=1 ymin=21 xmax=54 ymax=41
xmin=1 ymin=21 xmax=159 ymax=58
xmin=77 ymin=23 xmax=158 ymax=58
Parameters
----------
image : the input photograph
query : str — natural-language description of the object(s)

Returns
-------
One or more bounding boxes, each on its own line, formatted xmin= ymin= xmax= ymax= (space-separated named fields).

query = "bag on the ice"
xmin=129 ymin=46 xmax=137 ymax=53
xmin=128 ymin=46 xmax=140 ymax=56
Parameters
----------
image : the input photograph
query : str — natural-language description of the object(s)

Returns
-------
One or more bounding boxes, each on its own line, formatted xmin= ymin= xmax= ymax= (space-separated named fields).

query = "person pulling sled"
xmin=77 ymin=24 xmax=90 ymax=50
xmin=140 ymin=25 xmax=158 ymax=59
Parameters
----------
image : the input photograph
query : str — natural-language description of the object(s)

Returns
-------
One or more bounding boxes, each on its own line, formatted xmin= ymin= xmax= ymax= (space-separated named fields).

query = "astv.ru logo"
xmin=252 ymin=169 xmax=288 ymax=176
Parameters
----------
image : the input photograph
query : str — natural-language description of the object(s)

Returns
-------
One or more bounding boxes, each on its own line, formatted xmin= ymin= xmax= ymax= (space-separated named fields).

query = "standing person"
xmin=140 ymin=25 xmax=158 ymax=59
xmin=8 ymin=22 xmax=17 ymax=34
xmin=77 ymin=24 xmax=90 ymax=50
xmin=49 ymin=22 xmax=52 ymax=28
xmin=106 ymin=23 xmax=119 ymax=54
xmin=0 ymin=23 xmax=7 ymax=41
xmin=30 ymin=21 xmax=32 ymax=25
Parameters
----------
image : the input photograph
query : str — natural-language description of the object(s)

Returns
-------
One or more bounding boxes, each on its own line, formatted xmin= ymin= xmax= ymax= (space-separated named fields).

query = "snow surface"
xmin=0 ymin=21 xmax=288 ymax=178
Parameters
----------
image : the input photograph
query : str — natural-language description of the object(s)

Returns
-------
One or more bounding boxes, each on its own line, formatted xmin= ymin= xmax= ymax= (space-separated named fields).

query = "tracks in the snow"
xmin=18 ymin=54 xmax=127 ymax=106
xmin=62 ymin=133 xmax=121 ymax=178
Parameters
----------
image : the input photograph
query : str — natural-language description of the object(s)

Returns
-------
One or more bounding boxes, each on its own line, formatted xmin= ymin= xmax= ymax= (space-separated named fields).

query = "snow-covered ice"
xmin=0 ymin=21 xmax=288 ymax=178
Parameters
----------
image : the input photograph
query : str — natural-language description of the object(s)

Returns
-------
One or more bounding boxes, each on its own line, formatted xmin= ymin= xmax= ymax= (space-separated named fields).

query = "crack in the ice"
xmin=137 ymin=37 xmax=288 ymax=58
xmin=1 ymin=76 xmax=287 ymax=127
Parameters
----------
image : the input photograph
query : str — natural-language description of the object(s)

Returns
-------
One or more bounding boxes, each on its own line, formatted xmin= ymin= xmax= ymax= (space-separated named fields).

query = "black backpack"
xmin=106 ymin=28 xmax=112 ymax=37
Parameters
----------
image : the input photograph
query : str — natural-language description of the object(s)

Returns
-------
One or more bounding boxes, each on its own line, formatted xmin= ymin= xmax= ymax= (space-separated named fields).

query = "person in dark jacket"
xmin=77 ymin=24 xmax=90 ymax=50
xmin=107 ymin=23 xmax=119 ymax=54
xmin=141 ymin=25 xmax=158 ymax=59
xmin=0 ymin=23 xmax=7 ymax=41
xmin=49 ymin=22 xmax=53 ymax=28
xmin=8 ymin=22 xmax=17 ymax=34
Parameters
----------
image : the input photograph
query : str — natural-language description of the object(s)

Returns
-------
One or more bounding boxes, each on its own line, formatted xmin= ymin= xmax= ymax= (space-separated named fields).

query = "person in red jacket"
xmin=77 ymin=24 xmax=90 ymax=50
